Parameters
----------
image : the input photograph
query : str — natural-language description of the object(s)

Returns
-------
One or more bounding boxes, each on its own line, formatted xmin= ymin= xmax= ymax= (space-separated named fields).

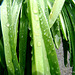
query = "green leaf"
xmin=49 ymin=0 xmax=65 ymax=28
xmin=51 ymin=19 xmax=61 ymax=49
xmin=42 ymin=39 xmax=51 ymax=75
xmin=19 ymin=3 xmax=28 ymax=75
xmin=47 ymin=1 xmax=61 ymax=48
xmin=59 ymin=13 xmax=67 ymax=40
xmin=61 ymin=37 xmax=69 ymax=66
xmin=1 ymin=1 xmax=15 ymax=75
xmin=28 ymin=0 xmax=44 ymax=74
xmin=0 ymin=40 xmax=5 ymax=68
xmin=65 ymin=3 xmax=75 ymax=31
xmin=62 ymin=5 xmax=75 ymax=74
xmin=37 ymin=0 xmax=60 ymax=75
xmin=1 ymin=0 xmax=23 ymax=74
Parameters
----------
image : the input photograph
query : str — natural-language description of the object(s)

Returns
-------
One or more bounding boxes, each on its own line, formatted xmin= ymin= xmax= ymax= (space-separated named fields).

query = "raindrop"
xmin=54 ymin=62 xmax=57 ymax=64
xmin=31 ymin=51 xmax=33 ymax=54
xmin=8 ymin=60 xmax=10 ymax=63
xmin=48 ymin=39 xmax=49 ymax=42
xmin=49 ymin=36 xmax=51 ymax=39
xmin=57 ymin=67 xmax=59 ymax=70
xmin=7 ymin=24 xmax=9 ymax=27
xmin=5 ymin=43 xmax=8 ymax=47
xmin=30 ymin=41 xmax=33 ymax=47
xmin=50 ymin=12 xmax=52 ymax=15
xmin=48 ymin=51 xmax=51 ymax=54
xmin=30 ymin=44 xmax=32 ymax=47
xmin=37 ymin=42 xmax=41 ymax=47
xmin=46 ymin=34 xmax=48 ymax=37
xmin=38 ymin=8 xmax=40 ymax=11
xmin=29 ymin=32 xmax=32 ymax=37
xmin=33 ymin=10 xmax=38 ymax=14
xmin=36 ymin=25 xmax=39 ymax=29
xmin=10 ymin=35 xmax=12 ymax=38
xmin=10 ymin=28 xmax=11 ymax=30
xmin=44 ymin=30 xmax=45 ymax=32
xmin=52 ymin=48 xmax=54 ymax=51
xmin=44 ymin=33 xmax=46 ymax=35
xmin=7 ymin=10 xmax=9 ymax=12
xmin=28 ymin=27 xmax=31 ymax=30
xmin=46 ymin=6 xmax=48 ymax=9
xmin=50 ymin=43 xmax=52 ymax=45
xmin=35 ymin=15 xmax=39 ymax=20
xmin=8 ymin=13 xmax=9 ymax=16
xmin=7 ymin=51 xmax=9 ymax=54
xmin=10 ymin=68 xmax=12 ymax=71
xmin=31 ymin=57 xmax=33 ymax=61
xmin=69 ymin=4 xmax=72 ymax=9
xmin=14 ymin=53 xmax=16 ymax=55
xmin=21 ymin=35 xmax=23 ymax=38
xmin=51 ymin=67 xmax=54 ymax=70
xmin=35 ymin=33 xmax=40 ymax=36
xmin=39 ymin=14 xmax=42 ymax=18
xmin=7 ymin=65 xmax=9 ymax=67
xmin=47 ymin=67 xmax=49 ymax=71
xmin=56 ymin=71 xmax=59 ymax=74
xmin=58 ymin=29 xmax=59 ymax=31
xmin=16 ymin=68 xmax=18 ymax=71
xmin=40 ymin=18 xmax=42 ymax=21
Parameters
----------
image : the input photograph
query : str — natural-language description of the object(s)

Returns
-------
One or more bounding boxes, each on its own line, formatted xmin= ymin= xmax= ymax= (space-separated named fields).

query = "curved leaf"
xmin=49 ymin=0 xmax=65 ymax=28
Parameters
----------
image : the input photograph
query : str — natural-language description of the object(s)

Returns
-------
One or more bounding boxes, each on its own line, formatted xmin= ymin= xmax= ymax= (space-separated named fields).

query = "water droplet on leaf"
xmin=51 ymin=67 xmax=54 ymax=70
xmin=16 ymin=68 xmax=18 ymax=71
xmin=7 ymin=24 xmax=9 ymax=27
xmin=33 ymin=10 xmax=38 ymax=14
xmin=8 ymin=60 xmax=10 ymax=63
xmin=37 ymin=42 xmax=41 ymax=47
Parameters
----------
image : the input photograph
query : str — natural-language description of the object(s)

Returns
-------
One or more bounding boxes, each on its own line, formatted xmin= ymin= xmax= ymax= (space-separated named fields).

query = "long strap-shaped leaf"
xmin=65 ymin=3 xmax=75 ymax=32
xmin=47 ymin=1 xmax=61 ymax=49
xmin=61 ymin=6 xmax=73 ymax=67
xmin=0 ymin=40 xmax=5 ymax=68
xmin=19 ymin=3 xmax=28 ymax=75
xmin=59 ymin=13 xmax=67 ymax=40
xmin=8 ymin=0 xmax=23 ymax=74
xmin=30 ymin=0 xmax=51 ymax=74
xmin=28 ymin=0 xmax=44 ymax=74
xmin=37 ymin=0 xmax=60 ymax=75
xmin=51 ymin=19 xmax=61 ymax=49
xmin=12 ymin=0 xmax=22 ymax=46
xmin=49 ymin=0 xmax=65 ymax=28
xmin=47 ymin=0 xmax=67 ymax=41
xmin=1 ymin=1 xmax=15 ymax=75
xmin=62 ymin=5 xmax=75 ymax=75
xmin=1 ymin=0 xmax=23 ymax=75
xmin=42 ymin=39 xmax=51 ymax=75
